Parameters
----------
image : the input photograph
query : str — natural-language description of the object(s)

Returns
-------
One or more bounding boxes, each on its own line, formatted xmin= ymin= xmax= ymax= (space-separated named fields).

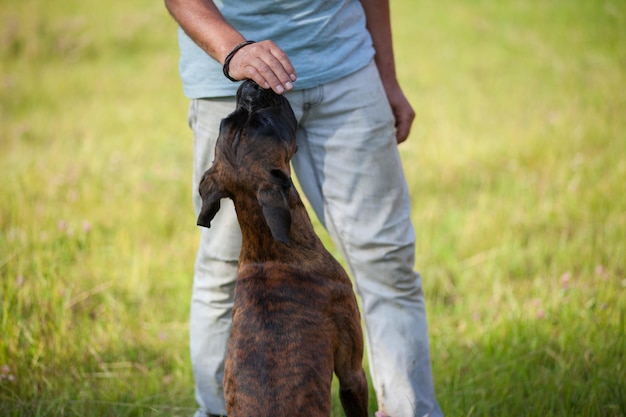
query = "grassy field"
xmin=1 ymin=0 xmax=624 ymax=416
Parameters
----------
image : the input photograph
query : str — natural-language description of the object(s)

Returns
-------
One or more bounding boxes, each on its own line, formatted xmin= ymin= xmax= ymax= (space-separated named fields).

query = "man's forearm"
xmin=164 ymin=0 xmax=244 ymax=64
xmin=359 ymin=0 xmax=399 ymax=86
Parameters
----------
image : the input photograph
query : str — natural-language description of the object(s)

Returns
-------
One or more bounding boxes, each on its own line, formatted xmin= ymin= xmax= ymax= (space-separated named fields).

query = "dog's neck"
xmin=231 ymin=188 xmax=327 ymax=265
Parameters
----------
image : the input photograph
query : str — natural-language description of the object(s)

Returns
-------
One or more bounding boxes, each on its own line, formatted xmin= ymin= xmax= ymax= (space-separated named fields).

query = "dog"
xmin=197 ymin=80 xmax=369 ymax=417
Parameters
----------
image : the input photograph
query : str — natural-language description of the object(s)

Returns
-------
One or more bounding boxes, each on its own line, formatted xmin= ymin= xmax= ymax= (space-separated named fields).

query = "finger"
xmin=267 ymin=43 xmax=297 ymax=82
xmin=253 ymin=43 xmax=296 ymax=93
xmin=396 ymin=119 xmax=411 ymax=143
xmin=259 ymin=53 xmax=296 ymax=93
xmin=241 ymin=56 xmax=290 ymax=94
xmin=394 ymin=107 xmax=415 ymax=144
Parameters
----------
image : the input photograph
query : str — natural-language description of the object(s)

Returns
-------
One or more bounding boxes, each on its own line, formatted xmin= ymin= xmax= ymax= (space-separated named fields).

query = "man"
xmin=164 ymin=1 xmax=443 ymax=416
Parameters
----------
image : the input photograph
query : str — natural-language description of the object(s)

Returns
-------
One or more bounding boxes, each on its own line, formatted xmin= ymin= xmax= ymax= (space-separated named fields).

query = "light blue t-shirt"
xmin=177 ymin=0 xmax=375 ymax=98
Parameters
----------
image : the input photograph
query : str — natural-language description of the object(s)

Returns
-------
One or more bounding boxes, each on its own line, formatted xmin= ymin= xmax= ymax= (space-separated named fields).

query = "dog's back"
xmin=225 ymin=264 xmax=347 ymax=415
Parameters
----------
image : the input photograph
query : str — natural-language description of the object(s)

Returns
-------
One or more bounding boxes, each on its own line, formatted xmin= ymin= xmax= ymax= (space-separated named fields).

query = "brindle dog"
xmin=197 ymin=80 xmax=368 ymax=417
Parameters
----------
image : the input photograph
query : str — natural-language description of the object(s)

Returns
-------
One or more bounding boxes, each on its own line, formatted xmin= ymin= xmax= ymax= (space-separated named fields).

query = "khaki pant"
xmin=188 ymin=61 xmax=442 ymax=417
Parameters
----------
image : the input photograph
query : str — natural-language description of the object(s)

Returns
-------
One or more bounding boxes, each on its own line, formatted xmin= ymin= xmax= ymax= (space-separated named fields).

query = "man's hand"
xmin=227 ymin=40 xmax=297 ymax=95
xmin=383 ymin=81 xmax=415 ymax=143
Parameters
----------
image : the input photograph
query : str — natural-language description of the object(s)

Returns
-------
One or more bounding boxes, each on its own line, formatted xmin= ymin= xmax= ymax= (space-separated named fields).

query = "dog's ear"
xmin=197 ymin=171 xmax=228 ymax=228
xmin=257 ymin=170 xmax=292 ymax=245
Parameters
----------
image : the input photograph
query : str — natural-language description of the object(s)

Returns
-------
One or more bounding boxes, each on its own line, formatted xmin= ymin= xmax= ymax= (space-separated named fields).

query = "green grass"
xmin=1 ymin=0 xmax=624 ymax=416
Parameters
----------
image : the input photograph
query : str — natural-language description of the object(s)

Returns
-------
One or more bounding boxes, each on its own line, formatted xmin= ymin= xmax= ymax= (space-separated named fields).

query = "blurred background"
xmin=1 ymin=0 xmax=624 ymax=415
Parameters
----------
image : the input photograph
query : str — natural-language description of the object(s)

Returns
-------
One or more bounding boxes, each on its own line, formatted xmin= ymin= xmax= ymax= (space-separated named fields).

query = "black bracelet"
xmin=222 ymin=40 xmax=256 ymax=82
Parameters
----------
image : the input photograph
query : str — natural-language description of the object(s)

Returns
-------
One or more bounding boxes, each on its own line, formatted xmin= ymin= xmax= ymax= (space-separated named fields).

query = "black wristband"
xmin=222 ymin=40 xmax=256 ymax=82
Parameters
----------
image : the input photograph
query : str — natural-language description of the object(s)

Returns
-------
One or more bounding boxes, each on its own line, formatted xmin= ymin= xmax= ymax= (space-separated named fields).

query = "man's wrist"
xmin=222 ymin=40 xmax=256 ymax=81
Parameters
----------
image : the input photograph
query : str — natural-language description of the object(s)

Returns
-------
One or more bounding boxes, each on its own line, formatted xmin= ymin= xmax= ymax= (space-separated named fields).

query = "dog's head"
xmin=197 ymin=80 xmax=298 ymax=245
